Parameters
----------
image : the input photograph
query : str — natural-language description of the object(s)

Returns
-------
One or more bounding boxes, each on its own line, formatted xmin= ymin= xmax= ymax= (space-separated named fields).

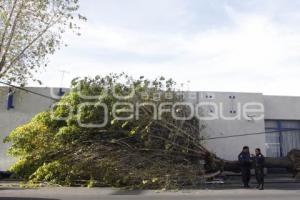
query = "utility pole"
xmin=57 ymin=70 xmax=70 ymax=96
xmin=59 ymin=70 xmax=70 ymax=88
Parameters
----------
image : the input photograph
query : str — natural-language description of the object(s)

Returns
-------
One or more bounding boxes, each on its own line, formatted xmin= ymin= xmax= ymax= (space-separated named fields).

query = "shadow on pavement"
xmin=0 ymin=198 xmax=59 ymax=200
xmin=110 ymin=190 xmax=144 ymax=195
xmin=0 ymin=188 xmax=23 ymax=191
xmin=204 ymin=182 xmax=300 ymax=190
xmin=0 ymin=185 xmax=25 ymax=191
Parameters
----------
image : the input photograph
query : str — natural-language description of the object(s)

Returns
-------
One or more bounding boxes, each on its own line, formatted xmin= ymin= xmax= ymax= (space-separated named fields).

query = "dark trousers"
xmin=241 ymin=167 xmax=251 ymax=186
xmin=7 ymin=95 xmax=14 ymax=110
xmin=255 ymin=167 xmax=264 ymax=186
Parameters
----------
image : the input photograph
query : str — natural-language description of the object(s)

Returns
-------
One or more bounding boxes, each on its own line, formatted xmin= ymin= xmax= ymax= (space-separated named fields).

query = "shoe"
xmin=259 ymin=185 xmax=264 ymax=190
xmin=256 ymin=184 xmax=260 ymax=189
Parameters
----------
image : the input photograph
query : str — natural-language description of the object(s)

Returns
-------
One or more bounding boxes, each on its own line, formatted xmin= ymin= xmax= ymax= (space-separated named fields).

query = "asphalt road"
xmin=1 ymin=184 xmax=300 ymax=200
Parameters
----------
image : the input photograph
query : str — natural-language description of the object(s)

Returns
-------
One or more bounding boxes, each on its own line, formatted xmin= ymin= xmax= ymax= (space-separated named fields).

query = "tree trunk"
xmin=207 ymin=149 xmax=300 ymax=179
xmin=222 ymin=157 xmax=293 ymax=171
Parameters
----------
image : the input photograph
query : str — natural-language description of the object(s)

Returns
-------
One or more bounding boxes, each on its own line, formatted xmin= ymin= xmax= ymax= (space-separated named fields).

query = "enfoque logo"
xmin=50 ymin=85 xmax=265 ymax=128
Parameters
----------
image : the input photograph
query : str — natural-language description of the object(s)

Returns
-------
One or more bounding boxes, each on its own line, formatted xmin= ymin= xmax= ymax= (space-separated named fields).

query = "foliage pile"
xmin=5 ymin=74 xmax=211 ymax=189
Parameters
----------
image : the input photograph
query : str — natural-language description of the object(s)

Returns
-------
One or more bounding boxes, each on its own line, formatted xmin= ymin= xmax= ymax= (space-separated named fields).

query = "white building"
xmin=1 ymin=87 xmax=300 ymax=170
xmin=192 ymin=92 xmax=300 ymax=161
xmin=0 ymin=87 xmax=60 ymax=170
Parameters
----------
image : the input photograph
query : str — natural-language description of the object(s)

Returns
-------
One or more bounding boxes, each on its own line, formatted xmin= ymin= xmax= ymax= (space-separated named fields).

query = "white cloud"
xmin=38 ymin=3 xmax=300 ymax=96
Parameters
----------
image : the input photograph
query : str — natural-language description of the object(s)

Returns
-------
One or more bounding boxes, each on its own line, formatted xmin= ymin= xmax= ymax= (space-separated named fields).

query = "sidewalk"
xmin=204 ymin=174 xmax=300 ymax=190
xmin=223 ymin=173 xmax=300 ymax=183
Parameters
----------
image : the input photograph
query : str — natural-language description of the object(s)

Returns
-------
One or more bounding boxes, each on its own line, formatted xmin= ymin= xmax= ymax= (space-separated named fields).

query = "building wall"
xmin=263 ymin=95 xmax=300 ymax=157
xmin=0 ymin=87 xmax=58 ymax=171
xmin=195 ymin=92 xmax=266 ymax=161
xmin=264 ymin=95 xmax=300 ymax=120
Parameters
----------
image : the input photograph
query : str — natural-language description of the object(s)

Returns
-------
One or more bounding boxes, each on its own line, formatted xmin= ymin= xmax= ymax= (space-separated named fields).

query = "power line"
xmin=0 ymin=80 xmax=58 ymax=101
xmin=204 ymin=128 xmax=300 ymax=140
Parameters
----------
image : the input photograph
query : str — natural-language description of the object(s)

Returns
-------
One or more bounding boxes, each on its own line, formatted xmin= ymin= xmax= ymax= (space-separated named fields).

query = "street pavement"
xmin=1 ymin=181 xmax=300 ymax=200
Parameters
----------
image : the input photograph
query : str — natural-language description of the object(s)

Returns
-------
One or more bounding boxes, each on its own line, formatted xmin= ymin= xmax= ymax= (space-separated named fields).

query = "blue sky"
xmin=36 ymin=0 xmax=300 ymax=95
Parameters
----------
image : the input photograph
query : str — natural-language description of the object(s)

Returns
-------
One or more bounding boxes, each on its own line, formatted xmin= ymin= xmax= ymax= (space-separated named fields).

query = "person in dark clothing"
xmin=7 ymin=87 xmax=15 ymax=110
xmin=238 ymin=146 xmax=252 ymax=188
xmin=254 ymin=148 xmax=265 ymax=190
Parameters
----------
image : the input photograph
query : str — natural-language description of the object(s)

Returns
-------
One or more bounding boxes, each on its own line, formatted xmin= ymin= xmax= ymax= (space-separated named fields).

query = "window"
xmin=265 ymin=120 xmax=300 ymax=157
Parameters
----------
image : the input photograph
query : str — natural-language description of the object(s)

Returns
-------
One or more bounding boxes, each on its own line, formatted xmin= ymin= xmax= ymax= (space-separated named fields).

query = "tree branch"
xmin=0 ymin=0 xmax=18 ymax=72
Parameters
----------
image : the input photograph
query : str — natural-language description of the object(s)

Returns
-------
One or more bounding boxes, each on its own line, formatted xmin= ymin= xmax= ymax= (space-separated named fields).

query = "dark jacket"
xmin=254 ymin=153 xmax=265 ymax=168
xmin=238 ymin=152 xmax=252 ymax=168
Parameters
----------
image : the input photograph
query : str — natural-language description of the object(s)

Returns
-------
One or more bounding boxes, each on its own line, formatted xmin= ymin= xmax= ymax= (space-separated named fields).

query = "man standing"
xmin=7 ymin=87 xmax=15 ymax=110
xmin=254 ymin=148 xmax=265 ymax=190
xmin=238 ymin=146 xmax=252 ymax=188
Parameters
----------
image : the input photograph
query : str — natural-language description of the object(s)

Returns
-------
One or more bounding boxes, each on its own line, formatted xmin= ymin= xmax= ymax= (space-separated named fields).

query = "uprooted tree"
xmin=4 ymin=73 xmax=300 ymax=189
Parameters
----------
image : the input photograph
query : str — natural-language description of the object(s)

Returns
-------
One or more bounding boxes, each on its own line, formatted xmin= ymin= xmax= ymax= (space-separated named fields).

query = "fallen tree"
xmin=4 ymin=74 xmax=210 ymax=189
xmin=3 ymin=74 xmax=300 ymax=188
